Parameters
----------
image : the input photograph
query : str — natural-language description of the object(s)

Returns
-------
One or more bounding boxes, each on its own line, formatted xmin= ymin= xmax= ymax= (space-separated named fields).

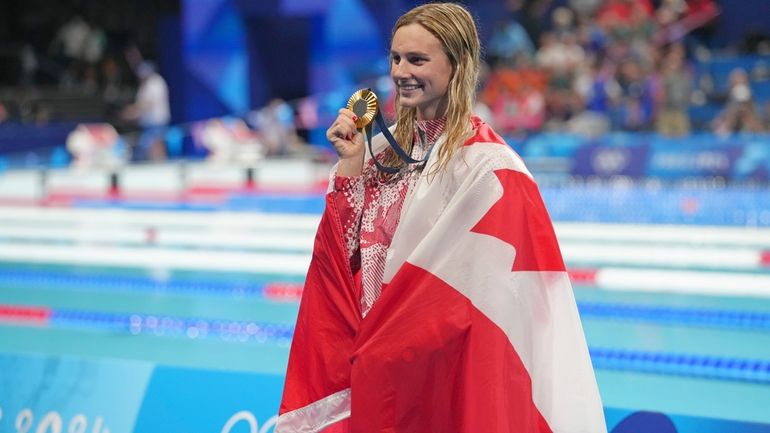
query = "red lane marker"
xmin=567 ymin=268 xmax=599 ymax=286
xmin=264 ymin=283 xmax=304 ymax=301
xmin=0 ymin=304 xmax=51 ymax=325
xmin=760 ymin=251 xmax=770 ymax=267
xmin=681 ymin=197 xmax=700 ymax=215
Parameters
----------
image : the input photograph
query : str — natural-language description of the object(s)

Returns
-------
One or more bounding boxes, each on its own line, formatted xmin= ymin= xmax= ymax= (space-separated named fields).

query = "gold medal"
xmin=346 ymin=88 xmax=379 ymax=129
xmin=345 ymin=87 xmax=430 ymax=175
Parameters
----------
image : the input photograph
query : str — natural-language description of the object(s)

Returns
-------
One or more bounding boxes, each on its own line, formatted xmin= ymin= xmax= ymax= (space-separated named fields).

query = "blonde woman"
xmin=277 ymin=3 xmax=605 ymax=432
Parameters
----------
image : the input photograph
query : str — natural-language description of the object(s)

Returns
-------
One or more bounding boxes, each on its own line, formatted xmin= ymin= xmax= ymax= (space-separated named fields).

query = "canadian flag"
xmin=277 ymin=118 xmax=606 ymax=433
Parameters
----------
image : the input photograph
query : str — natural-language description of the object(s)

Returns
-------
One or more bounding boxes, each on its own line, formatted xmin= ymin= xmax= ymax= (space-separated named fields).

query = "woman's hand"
xmin=327 ymin=108 xmax=365 ymax=176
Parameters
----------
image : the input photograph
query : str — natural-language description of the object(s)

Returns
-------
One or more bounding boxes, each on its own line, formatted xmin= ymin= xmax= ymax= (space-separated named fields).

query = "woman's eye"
xmin=391 ymin=55 xmax=401 ymax=64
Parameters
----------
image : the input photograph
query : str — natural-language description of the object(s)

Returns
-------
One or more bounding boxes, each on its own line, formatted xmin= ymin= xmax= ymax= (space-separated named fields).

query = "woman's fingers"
xmin=328 ymin=122 xmax=352 ymax=142
xmin=326 ymin=108 xmax=366 ymax=159
xmin=338 ymin=108 xmax=358 ymax=123
xmin=328 ymin=111 xmax=359 ymax=141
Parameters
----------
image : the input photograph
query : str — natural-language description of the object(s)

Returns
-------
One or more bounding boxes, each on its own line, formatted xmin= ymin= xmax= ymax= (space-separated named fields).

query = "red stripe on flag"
xmin=760 ymin=251 xmax=770 ymax=267
xmin=279 ymin=194 xmax=360 ymax=419
xmin=351 ymin=262 xmax=552 ymax=432
xmin=568 ymin=268 xmax=599 ymax=286
xmin=464 ymin=116 xmax=507 ymax=147
xmin=264 ymin=283 xmax=304 ymax=301
xmin=0 ymin=304 xmax=51 ymax=325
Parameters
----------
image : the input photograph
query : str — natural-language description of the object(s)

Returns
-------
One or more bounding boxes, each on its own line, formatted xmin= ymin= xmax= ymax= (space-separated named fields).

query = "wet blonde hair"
xmin=383 ymin=2 xmax=481 ymax=174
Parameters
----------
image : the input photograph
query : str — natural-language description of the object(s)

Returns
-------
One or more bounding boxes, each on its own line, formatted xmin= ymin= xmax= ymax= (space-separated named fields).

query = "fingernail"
xmin=352 ymin=115 xmax=358 ymax=122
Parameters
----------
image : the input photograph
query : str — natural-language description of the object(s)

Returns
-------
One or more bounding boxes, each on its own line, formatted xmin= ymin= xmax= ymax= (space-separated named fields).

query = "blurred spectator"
xmin=654 ymin=0 xmax=720 ymax=51
xmin=488 ymin=19 xmax=535 ymax=67
xmin=727 ymin=68 xmax=756 ymax=107
xmin=48 ymin=13 xmax=106 ymax=90
xmin=615 ymin=57 xmax=657 ymax=131
xmin=597 ymin=0 xmax=654 ymax=35
xmin=49 ymin=14 xmax=91 ymax=64
xmin=101 ymin=55 xmax=129 ymax=115
xmin=567 ymin=0 xmax=604 ymax=19
xmin=124 ymin=44 xmax=145 ymax=75
xmin=488 ymin=0 xmax=536 ymax=67
xmin=121 ymin=61 xmax=170 ymax=161
xmin=491 ymin=76 xmax=546 ymax=134
xmin=536 ymin=32 xmax=586 ymax=126
xmin=627 ymin=2 xmax=658 ymax=67
xmin=569 ymin=57 xmax=619 ymax=137
xmin=711 ymin=68 xmax=766 ymax=135
xmin=19 ymin=44 xmax=39 ymax=88
xmin=655 ymin=43 xmax=693 ymax=136
xmin=711 ymin=102 xmax=765 ymax=135
xmin=481 ymin=56 xmax=547 ymax=135
xmin=82 ymin=25 xmax=107 ymax=66
xmin=536 ymin=32 xmax=585 ymax=74
xmin=296 ymin=97 xmax=320 ymax=130
xmin=576 ymin=19 xmax=610 ymax=57
xmin=551 ymin=6 xmax=578 ymax=38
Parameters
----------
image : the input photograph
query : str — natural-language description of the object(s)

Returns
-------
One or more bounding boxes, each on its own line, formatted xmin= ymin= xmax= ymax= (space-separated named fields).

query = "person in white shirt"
xmin=122 ymin=61 xmax=171 ymax=161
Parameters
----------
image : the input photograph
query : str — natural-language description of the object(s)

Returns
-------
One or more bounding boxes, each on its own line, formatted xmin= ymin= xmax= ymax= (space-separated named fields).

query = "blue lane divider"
xmin=227 ymin=193 xmax=326 ymax=214
xmin=49 ymin=309 xmax=294 ymax=345
xmin=3 ymin=295 xmax=767 ymax=384
xmin=578 ymin=302 xmax=770 ymax=332
xmin=5 ymin=269 xmax=770 ymax=331
xmin=72 ymin=200 xmax=224 ymax=211
xmin=30 ymin=305 xmax=770 ymax=384
xmin=0 ymin=269 xmax=271 ymax=297
xmin=590 ymin=347 xmax=770 ymax=384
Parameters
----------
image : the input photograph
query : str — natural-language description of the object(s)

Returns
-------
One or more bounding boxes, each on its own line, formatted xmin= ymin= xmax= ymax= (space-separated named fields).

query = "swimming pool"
xmin=1 ymin=187 xmax=769 ymax=433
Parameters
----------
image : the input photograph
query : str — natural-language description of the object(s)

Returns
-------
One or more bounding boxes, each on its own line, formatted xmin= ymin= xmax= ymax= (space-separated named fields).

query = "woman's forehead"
xmin=391 ymin=23 xmax=443 ymax=53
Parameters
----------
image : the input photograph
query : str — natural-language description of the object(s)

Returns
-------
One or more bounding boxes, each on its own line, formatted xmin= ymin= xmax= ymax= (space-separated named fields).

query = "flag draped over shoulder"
xmin=277 ymin=117 xmax=606 ymax=433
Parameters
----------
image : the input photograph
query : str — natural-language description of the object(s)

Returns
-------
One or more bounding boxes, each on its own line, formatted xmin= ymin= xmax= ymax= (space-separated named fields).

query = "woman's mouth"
xmin=399 ymin=84 xmax=422 ymax=91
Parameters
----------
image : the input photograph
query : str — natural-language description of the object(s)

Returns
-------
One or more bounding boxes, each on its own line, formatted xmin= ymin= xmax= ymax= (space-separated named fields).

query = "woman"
xmin=277 ymin=3 xmax=605 ymax=432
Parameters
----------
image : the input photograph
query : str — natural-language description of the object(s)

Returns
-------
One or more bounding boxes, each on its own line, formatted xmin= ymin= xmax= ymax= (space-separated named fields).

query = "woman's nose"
xmin=391 ymin=62 xmax=410 ymax=79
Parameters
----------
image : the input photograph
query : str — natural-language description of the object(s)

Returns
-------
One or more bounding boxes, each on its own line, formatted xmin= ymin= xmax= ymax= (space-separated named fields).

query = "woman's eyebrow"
xmin=390 ymin=50 xmax=430 ymax=57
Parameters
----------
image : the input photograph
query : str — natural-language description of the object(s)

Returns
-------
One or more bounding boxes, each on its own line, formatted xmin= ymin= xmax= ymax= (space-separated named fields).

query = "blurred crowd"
xmin=0 ymin=4 xmax=313 ymax=167
xmin=477 ymin=0 xmax=770 ymax=138
xmin=2 ymin=0 xmax=770 ymax=171
xmin=0 ymin=1 xmax=168 ymax=126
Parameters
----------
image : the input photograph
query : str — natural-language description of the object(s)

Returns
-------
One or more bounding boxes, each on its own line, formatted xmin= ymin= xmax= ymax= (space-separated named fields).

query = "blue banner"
xmin=571 ymin=142 xmax=650 ymax=178
xmin=0 ymin=353 xmax=153 ymax=433
xmin=133 ymin=366 xmax=283 ymax=433
xmin=606 ymin=409 xmax=770 ymax=433
xmin=0 ymin=352 xmax=283 ymax=433
xmin=647 ymin=140 xmax=744 ymax=180
xmin=3 ymin=352 xmax=769 ymax=433
xmin=518 ymin=132 xmax=770 ymax=182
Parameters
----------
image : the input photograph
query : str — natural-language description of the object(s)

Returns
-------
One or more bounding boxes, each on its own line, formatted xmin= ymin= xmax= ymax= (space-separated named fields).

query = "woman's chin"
xmin=397 ymin=97 xmax=420 ymax=109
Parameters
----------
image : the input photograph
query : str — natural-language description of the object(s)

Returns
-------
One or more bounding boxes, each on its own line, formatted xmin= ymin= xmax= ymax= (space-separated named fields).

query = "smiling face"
xmin=390 ymin=23 xmax=453 ymax=120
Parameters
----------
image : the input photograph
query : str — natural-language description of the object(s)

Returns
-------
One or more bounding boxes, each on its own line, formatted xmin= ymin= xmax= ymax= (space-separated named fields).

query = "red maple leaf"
xmin=470 ymin=169 xmax=565 ymax=272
